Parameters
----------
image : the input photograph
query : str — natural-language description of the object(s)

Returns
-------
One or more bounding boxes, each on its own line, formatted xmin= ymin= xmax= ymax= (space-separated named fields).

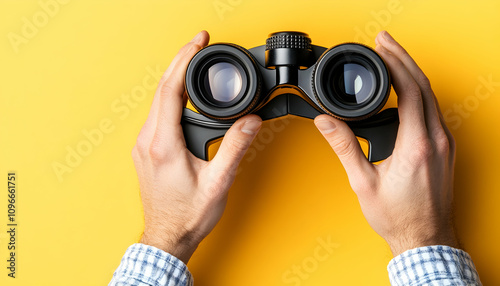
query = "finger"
xmin=161 ymin=31 xmax=211 ymax=84
xmin=433 ymin=97 xmax=454 ymax=143
xmin=314 ymin=115 xmax=375 ymax=192
xmin=375 ymin=44 xmax=427 ymax=140
xmin=151 ymin=31 xmax=210 ymax=150
xmin=434 ymin=97 xmax=457 ymax=159
xmin=138 ymin=31 xmax=209 ymax=142
xmin=210 ymin=115 xmax=262 ymax=176
xmin=376 ymin=31 xmax=445 ymax=140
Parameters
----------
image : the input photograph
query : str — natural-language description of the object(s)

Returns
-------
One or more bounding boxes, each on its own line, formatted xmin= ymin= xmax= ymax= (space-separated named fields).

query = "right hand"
xmin=314 ymin=31 xmax=459 ymax=257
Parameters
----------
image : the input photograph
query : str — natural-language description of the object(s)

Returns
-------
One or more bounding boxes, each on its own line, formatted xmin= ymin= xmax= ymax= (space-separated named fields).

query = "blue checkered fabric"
xmin=109 ymin=243 xmax=193 ymax=286
xmin=110 ymin=244 xmax=480 ymax=285
xmin=388 ymin=245 xmax=481 ymax=285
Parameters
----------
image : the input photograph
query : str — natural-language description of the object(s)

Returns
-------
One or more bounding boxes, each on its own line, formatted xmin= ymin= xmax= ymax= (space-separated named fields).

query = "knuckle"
xmin=177 ymin=42 xmax=201 ymax=59
xmin=405 ymin=83 xmax=422 ymax=100
xmin=160 ymin=82 xmax=176 ymax=97
xmin=204 ymin=170 xmax=230 ymax=201
xmin=448 ymin=133 xmax=456 ymax=152
xmin=397 ymin=46 xmax=409 ymax=57
xmin=148 ymin=137 xmax=170 ymax=162
xmin=135 ymin=135 xmax=149 ymax=156
xmin=434 ymin=132 xmax=450 ymax=153
xmin=131 ymin=146 xmax=140 ymax=161
xmin=418 ymin=74 xmax=432 ymax=89
xmin=331 ymin=137 xmax=356 ymax=159
xmin=350 ymin=175 xmax=376 ymax=195
xmin=409 ymin=137 xmax=433 ymax=164
xmin=189 ymin=43 xmax=202 ymax=53
xmin=224 ymin=137 xmax=248 ymax=158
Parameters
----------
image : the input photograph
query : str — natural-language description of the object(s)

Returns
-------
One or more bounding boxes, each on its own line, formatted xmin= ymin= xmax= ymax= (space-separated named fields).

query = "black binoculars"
xmin=182 ymin=31 xmax=399 ymax=161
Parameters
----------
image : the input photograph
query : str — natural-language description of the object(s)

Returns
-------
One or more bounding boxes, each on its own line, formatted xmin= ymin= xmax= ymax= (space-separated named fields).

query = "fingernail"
xmin=191 ymin=31 xmax=203 ymax=43
xmin=316 ymin=120 xmax=336 ymax=134
xmin=241 ymin=120 xmax=261 ymax=135
xmin=383 ymin=31 xmax=395 ymax=42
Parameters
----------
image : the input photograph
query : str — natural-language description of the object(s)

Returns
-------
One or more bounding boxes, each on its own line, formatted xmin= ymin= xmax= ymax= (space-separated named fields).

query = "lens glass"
xmin=205 ymin=62 xmax=243 ymax=103
xmin=314 ymin=45 xmax=390 ymax=120
xmin=334 ymin=63 xmax=376 ymax=105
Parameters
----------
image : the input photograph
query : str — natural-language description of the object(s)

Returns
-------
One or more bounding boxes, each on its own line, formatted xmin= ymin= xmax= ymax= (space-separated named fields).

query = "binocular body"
xmin=182 ymin=32 xmax=399 ymax=162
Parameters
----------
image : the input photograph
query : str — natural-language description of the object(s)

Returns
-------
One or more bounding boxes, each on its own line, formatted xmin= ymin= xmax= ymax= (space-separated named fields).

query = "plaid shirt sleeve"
xmin=109 ymin=243 xmax=193 ymax=286
xmin=387 ymin=245 xmax=482 ymax=285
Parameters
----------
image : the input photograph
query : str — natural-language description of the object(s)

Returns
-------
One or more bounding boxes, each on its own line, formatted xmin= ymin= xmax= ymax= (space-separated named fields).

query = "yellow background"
xmin=1 ymin=0 xmax=499 ymax=285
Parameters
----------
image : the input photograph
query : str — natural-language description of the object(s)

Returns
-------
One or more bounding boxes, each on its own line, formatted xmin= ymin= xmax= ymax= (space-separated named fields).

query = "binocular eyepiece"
xmin=185 ymin=31 xmax=391 ymax=121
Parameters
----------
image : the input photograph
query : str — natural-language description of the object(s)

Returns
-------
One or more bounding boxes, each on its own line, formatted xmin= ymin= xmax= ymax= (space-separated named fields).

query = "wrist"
xmin=387 ymin=229 xmax=460 ymax=257
xmin=140 ymin=230 xmax=200 ymax=264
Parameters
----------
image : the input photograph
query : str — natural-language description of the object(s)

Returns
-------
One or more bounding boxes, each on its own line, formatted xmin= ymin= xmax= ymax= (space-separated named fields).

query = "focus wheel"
xmin=266 ymin=32 xmax=312 ymax=51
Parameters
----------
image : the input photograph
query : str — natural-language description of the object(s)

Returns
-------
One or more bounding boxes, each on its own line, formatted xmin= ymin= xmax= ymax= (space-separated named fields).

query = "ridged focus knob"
xmin=265 ymin=32 xmax=313 ymax=68
xmin=266 ymin=31 xmax=312 ymax=51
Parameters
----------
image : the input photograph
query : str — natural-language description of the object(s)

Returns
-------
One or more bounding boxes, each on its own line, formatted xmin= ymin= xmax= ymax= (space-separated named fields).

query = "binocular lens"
xmin=185 ymin=44 xmax=261 ymax=120
xmin=333 ymin=63 xmax=376 ymax=105
xmin=314 ymin=44 xmax=390 ymax=120
xmin=205 ymin=62 xmax=243 ymax=103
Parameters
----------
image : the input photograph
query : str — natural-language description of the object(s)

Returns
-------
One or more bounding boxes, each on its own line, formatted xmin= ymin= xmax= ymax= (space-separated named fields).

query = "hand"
xmin=132 ymin=31 xmax=262 ymax=263
xmin=314 ymin=31 xmax=459 ymax=257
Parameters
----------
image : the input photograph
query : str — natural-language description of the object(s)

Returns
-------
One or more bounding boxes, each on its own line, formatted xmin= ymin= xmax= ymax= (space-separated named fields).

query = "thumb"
xmin=210 ymin=114 xmax=262 ymax=176
xmin=314 ymin=115 xmax=373 ymax=180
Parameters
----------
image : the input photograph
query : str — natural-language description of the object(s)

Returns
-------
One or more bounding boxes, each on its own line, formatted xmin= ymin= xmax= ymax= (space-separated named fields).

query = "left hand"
xmin=132 ymin=31 xmax=262 ymax=263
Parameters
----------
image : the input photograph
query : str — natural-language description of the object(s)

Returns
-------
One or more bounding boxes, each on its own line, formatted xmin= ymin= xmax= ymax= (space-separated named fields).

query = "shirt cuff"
xmin=387 ymin=245 xmax=481 ymax=286
xmin=109 ymin=243 xmax=193 ymax=286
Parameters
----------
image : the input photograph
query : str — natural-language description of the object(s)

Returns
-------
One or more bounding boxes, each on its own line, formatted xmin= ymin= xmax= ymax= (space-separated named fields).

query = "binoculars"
xmin=182 ymin=31 xmax=399 ymax=161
